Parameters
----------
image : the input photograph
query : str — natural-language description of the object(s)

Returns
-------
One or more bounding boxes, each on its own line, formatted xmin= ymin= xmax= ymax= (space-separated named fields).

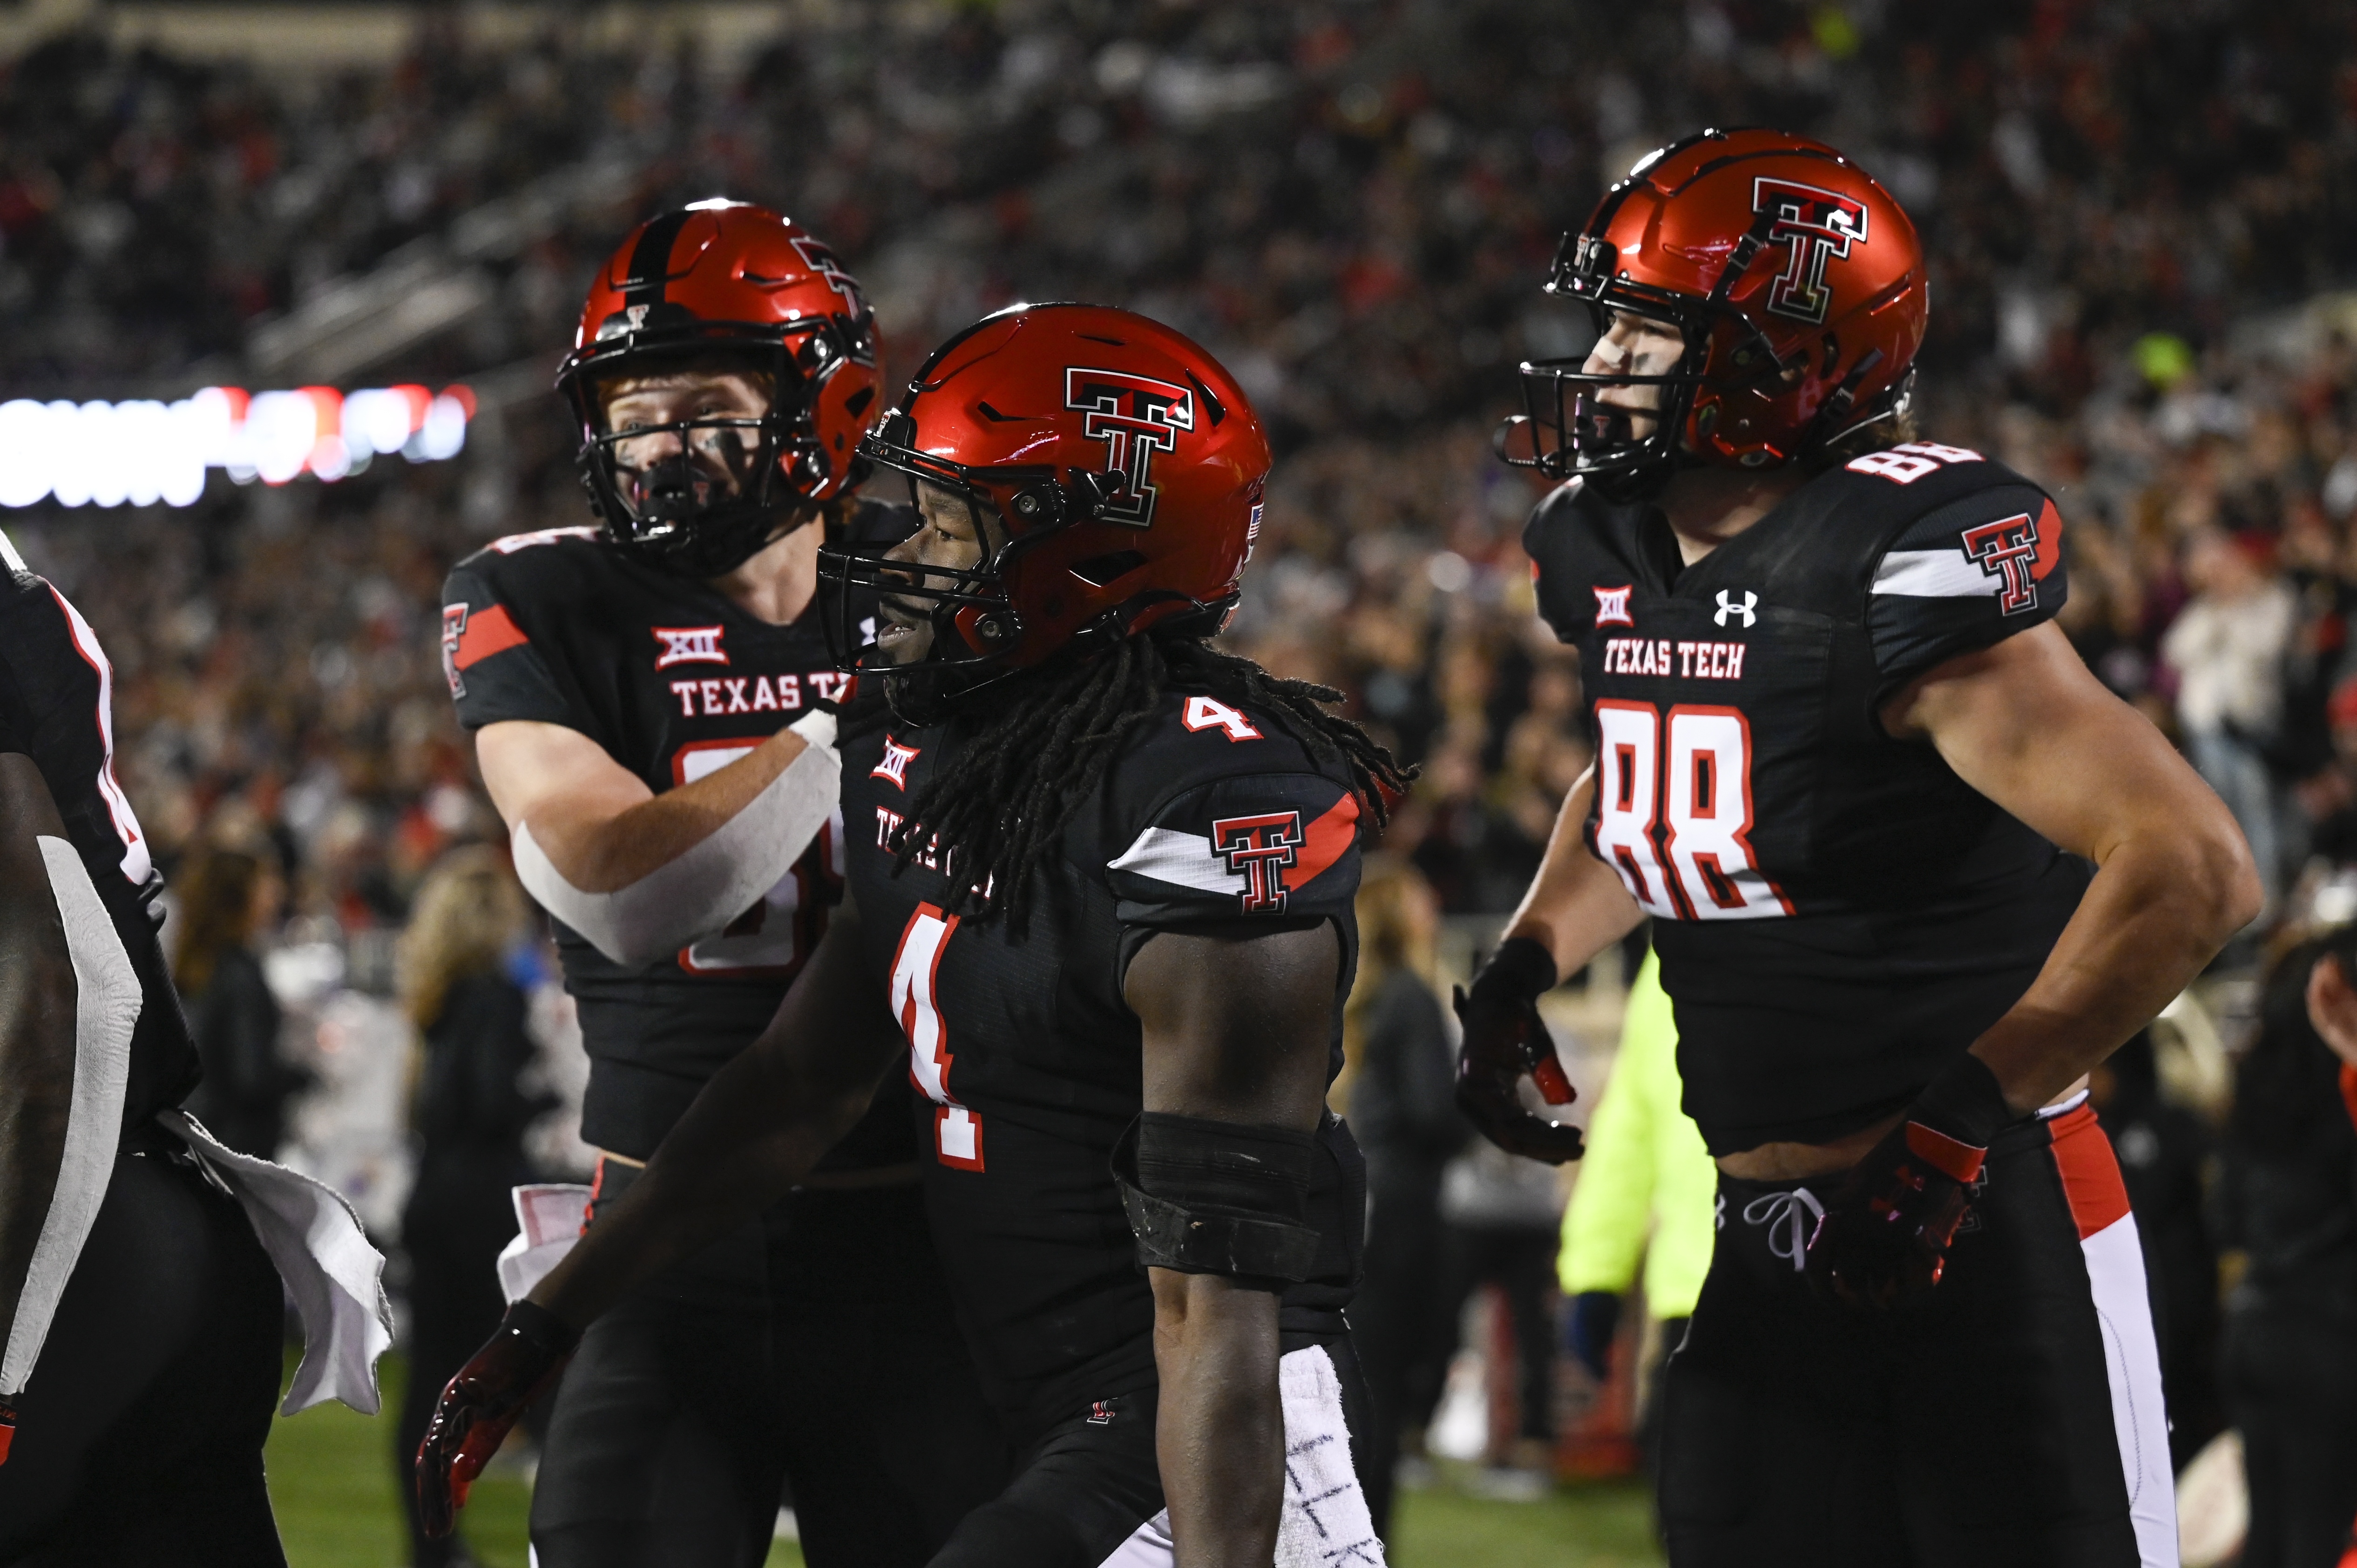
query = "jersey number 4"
xmin=891 ymin=904 xmax=984 ymax=1170
xmin=1590 ymin=701 xmax=1791 ymax=922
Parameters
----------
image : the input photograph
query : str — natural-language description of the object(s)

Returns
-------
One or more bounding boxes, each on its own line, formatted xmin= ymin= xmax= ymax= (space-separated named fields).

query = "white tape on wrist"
xmin=514 ymin=707 xmax=841 ymax=968
xmin=1 ymin=839 xmax=141 ymax=1398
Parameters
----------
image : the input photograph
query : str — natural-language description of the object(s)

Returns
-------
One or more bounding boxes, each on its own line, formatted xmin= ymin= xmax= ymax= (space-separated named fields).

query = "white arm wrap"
xmin=513 ymin=708 xmax=841 ymax=968
xmin=2 ymin=838 xmax=141 ymax=1398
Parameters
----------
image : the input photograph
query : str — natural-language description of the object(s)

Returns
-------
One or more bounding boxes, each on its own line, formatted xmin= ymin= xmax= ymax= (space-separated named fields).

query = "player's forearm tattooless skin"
xmin=1500 ymin=764 xmax=1645 ymax=980
xmin=1893 ymin=624 xmax=2263 ymax=1116
xmin=1126 ymin=924 xmax=1337 ymax=1562
xmin=1151 ymin=1270 xmax=1285 ymax=1568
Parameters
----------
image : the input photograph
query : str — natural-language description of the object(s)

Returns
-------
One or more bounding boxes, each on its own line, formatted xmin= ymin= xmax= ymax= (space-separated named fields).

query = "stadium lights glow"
xmin=0 ymin=383 xmax=474 ymax=508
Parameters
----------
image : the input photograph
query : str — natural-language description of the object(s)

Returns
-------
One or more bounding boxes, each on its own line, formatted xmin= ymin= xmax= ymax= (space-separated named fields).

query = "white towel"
xmin=495 ymin=1183 xmax=593 ymax=1304
xmin=158 ymin=1109 xmax=393 ymax=1415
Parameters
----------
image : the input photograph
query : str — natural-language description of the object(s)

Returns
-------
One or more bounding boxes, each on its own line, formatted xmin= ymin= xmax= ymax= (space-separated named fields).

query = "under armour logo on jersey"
xmin=872 ymin=735 xmax=920 ymax=789
xmin=1211 ymin=811 xmax=1305 ymax=914
xmin=1594 ymin=585 xmax=1634 ymax=627
xmin=1714 ymin=590 xmax=1758 ymax=628
xmin=1752 ymin=177 xmax=1869 ymax=326
xmin=652 ymin=625 xmax=728 ymax=668
xmin=1065 ymin=368 xmax=1194 ymax=527
xmin=1961 ymin=514 xmax=2045 ymax=614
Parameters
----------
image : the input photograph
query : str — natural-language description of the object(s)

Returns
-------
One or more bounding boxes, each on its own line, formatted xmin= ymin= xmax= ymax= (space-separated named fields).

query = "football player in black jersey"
xmin=1467 ymin=129 xmax=2259 ymax=1566
xmin=0 ymin=529 xmax=289 ymax=1561
xmin=427 ymin=204 xmax=1005 ymax=1567
xmin=420 ymin=304 xmax=1409 ymax=1567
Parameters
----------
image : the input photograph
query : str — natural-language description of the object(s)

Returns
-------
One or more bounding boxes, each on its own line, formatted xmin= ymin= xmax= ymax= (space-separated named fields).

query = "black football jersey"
xmin=0 ymin=545 xmax=198 ymax=1137
xmin=441 ymin=512 xmax=910 ymax=1163
xmin=1524 ymin=442 xmax=2091 ymax=1155
xmin=840 ymin=687 xmax=1367 ymax=1440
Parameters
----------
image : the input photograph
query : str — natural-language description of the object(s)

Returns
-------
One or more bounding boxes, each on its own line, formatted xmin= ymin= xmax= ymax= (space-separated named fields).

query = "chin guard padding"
xmin=1111 ymin=1114 xmax=1322 ymax=1284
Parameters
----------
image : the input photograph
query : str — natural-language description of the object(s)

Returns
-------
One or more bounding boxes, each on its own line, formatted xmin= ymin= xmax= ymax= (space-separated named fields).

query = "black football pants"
xmin=528 ymin=1167 xmax=1009 ymax=1568
xmin=0 ymin=1144 xmax=287 ymax=1567
xmin=1659 ymin=1104 xmax=2176 ymax=1568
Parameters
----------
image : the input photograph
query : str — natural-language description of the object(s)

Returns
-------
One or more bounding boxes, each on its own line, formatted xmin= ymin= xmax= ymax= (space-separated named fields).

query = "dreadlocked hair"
xmin=888 ymin=635 xmax=1413 ymax=935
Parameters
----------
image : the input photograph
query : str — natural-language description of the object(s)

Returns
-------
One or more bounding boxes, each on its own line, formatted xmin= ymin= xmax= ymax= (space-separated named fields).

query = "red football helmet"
xmin=556 ymin=200 xmax=881 ymax=577
xmin=821 ymin=303 xmax=1271 ymax=702
xmin=1500 ymin=128 xmax=1927 ymax=492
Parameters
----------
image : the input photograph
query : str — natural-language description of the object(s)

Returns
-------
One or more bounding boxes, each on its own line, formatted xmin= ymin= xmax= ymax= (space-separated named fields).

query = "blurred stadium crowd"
xmin=8 ymin=0 xmax=2357 ymax=932
xmin=6 ymin=0 xmax=2357 ymax=1534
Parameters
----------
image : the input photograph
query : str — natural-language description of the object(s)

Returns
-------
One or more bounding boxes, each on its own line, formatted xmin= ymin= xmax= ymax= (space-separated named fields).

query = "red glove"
xmin=1454 ymin=936 xmax=1585 ymax=1164
xmin=0 ymin=1396 xmax=15 ymax=1466
xmin=1805 ymin=1054 xmax=2013 ymax=1309
xmin=415 ymin=1300 xmax=576 ymax=1536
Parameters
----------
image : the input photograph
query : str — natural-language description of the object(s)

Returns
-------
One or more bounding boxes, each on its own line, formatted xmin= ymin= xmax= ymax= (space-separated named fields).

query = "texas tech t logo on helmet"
xmin=1065 ymin=368 xmax=1196 ymax=527
xmin=789 ymin=235 xmax=867 ymax=315
xmin=1753 ymin=177 xmax=1870 ymax=326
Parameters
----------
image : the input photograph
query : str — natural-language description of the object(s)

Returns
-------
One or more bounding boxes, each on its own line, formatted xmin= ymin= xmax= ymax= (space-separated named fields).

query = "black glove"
xmin=415 ymin=1300 xmax=577 ymax=1537
xmin=1453 ymin=936 xmax=1585 ymax=1164
xmin=1564 ymin=1290 xmax=1622 ymax=1382
xmin=1804 ymin=1053 xmax=2014 ymax=1309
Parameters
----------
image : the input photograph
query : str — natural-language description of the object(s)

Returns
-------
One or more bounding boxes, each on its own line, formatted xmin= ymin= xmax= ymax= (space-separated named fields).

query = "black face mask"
xmin=633 ymin=453 xmax=723 ymax=530
xmin=577 ymin=430 xmax=792 ymax=579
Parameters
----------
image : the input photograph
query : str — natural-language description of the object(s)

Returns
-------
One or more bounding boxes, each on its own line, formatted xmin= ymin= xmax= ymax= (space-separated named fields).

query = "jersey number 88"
xmin=1589 ymin=701 xmax=1792 ymax=922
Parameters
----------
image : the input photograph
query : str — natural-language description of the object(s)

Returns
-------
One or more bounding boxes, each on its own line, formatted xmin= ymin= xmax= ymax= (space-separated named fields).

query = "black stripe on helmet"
xmin=619 ymin=209 xmax=698 ymax=308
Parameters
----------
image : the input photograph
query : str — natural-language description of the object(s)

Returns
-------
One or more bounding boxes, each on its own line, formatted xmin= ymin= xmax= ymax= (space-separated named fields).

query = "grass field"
xmin=268 ymin=1355 xmax=1663 ymax=1568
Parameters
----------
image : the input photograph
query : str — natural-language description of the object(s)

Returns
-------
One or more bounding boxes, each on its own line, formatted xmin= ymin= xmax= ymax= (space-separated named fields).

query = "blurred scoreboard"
xmin=0 ymin=383 xmax=472 ymax=508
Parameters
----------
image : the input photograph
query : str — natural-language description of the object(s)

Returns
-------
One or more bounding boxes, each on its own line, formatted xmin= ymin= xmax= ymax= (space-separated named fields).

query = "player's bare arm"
xmin=0 ymin=754 xmax=79 ymax=1376
xmin=1890 ymin=620 xmax=2262 ymax=1112
xmin=414 ymin=887 xmax=903 ymax=1530
xmin=1450 ymin=762 xmax=1639 ymax=1163
xmin=1498 ymin=761 xmax=1644 ymax=977
xmin=1126 ymin=922 xmax=1340 ymax=1568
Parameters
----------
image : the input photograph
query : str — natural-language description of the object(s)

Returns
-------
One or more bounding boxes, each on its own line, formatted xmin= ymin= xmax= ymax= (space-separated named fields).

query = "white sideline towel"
xmin=159 ymin=1108 xmax=393 ymax=1415
xmin=496 ymin=1183 xmax=593 ymax=1305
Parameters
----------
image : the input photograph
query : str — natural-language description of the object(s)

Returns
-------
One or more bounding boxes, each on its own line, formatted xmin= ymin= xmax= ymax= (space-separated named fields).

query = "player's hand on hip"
xmin=1453 ymin=936 xmax=1585 ymax=1164
xmin=415 ymin=1300 xmax=577 ymax=1537
xmin=1804 ymin=1054 xmax=2013 ymax=1309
